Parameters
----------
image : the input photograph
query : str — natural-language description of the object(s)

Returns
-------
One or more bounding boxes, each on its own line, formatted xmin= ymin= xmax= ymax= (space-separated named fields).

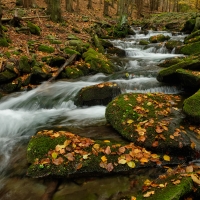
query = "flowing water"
xmin=0 ymin=29 xmax=187 ymax=199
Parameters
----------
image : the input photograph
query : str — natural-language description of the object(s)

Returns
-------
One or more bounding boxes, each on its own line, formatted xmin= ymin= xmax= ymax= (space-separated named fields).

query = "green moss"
xmin=157 ymin=59 xmax=200 ymax=83
xmin=38 ymin=45 xmax=55 ymax=53
xmin=105 ymin=93 xmax=193 ymax=155
xmin=0 ymin=37 xmax=9 ymax=47
xmin=82 ymin=48 xmax=116 ymax=74
xmin=158 ymin=57 xmax=182 ymax=68
xmin=65 ymin=66 xmax=84 ymax=79
xmin=165 ymin=40 xmax=182 ymax=50
xmin=64 ymin=48 xmax=80 ymax=55
xmin=139 ymin=40 xmax=149 ymax=45
xmin=19 ymin=56 xmax=31 ymax=74
xmin=27 ymin=21 xmax=41 ymax=36
xmin=183 ymin=89 xmax=200 ymax=123
xmin=0 ymin=70 xmax=17 ymax=83
xmin=184 ymin=30 xmax=200 ymax=44
xmin=149 ymin=34 xmax=170 ymax=43
xmin=180 ymin=41 xmax=200 ymax=55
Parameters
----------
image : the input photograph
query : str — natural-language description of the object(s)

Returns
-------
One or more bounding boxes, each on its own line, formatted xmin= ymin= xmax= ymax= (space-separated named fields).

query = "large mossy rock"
xmin=184 ymin=30 xmax=200 ymax=44
xmin=149 ymin=34 xmax=170 ymax=43
xmin=182 ymin=18 xmax=196 ymax=33
xmin=180 ymin=41 xmax=200 ymax=55
xmin=176 ymin=69 xmax=200 ymax=89
xmin=42 ymin=56 xmax=65 ymax=67
xmin=75 ymin=82 xmax=121 ymax=106
xmin=105 ymin=93 xmax=194 ymax=156
xmin=82 ymin=48 xmax=117 ymax=74
xmin=19 ymin=56 xmax=32 ymax=74
xmin=27 ymin=130 xmax=181 ymax=178
xmin=183 ymin=89 xmax=200 ymax=123
xmin=0 ymin=69 xmax=17 ymax=84
xmin=157 ymin=58 xmax=200 ymax=83
xmin=30 ymin=66 xmax=51 ymax=84
xmin=27 ymin=21 xmax=41 ymax=36
xmin=67 ymin=39 xmax=90 ymax=54
xmin=165 ymin=40 xmax=183 ymax=51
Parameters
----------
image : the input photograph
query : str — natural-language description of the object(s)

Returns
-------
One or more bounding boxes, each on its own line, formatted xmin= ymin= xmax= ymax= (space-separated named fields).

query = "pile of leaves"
xmin=27 ymin=130 xmax=181 ymax=178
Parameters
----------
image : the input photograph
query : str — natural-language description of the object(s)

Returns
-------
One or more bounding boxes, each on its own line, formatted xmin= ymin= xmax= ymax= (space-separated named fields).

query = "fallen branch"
xmin=2 ymin=15 xmax=50 ymax=22
xmin=47 ymin=54 xmax=77 ymax=82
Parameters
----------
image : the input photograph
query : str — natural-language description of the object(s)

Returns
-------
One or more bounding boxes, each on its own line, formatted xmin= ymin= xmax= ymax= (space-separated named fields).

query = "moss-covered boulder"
xmin=149 ymin=34 xmax=170 ymax=43
xmin=93 ymin=34 xmax=104 ymax=53
xmin=68 ymin=39 xmax=90 ymax=54
xmin=27 ymin=21 xmax=41 ymax=36
xmin=105 ymin=93 xmax=194 ymax=156
xmin=180 ymin=41 xmax=200 ymax=55
xmin=38 ymin=45 xmax=55 ymax=53
xmin=157 ymin=58 xmax=200 ymax=83
xmin=75 ymin=82 xmax=121 ymax=106
xmin=182 ymin=18 xmax=196 ymax=33
xmin=26 ymin=130 xmax=181 ymax=178
xmin=64 ymin=66 xmax=84 ymax=79
xmin=82 ymin=48 xmax=116 ymax=74
xmin=18 ymin=56 xmax=32 ymax=74
xmin=184 ymin=30 xmax=200 ymax=44
xmin=139 ymin=40 xmax=150 ymax=45
xmin=42 ymin=56 xmax=65 ymax=67
xmin=0 ymin=69 xmax=17 ymax=84
xmin=158 ymin=57 xmax=182 ymax=68
xmin=0 ymin=37 xmax=9 ymax=47
xmin=176 ymin=69 xmax=200 ymax=89
xmin=183 ymin=89 xmax=200 ymax=123
xmin=0 ymin=78 xmax=22 ymax=93
xmin=30 ymin=66 xmax=51 ymax=84
xmin=165 ymin=40 xmax=183 ymax=51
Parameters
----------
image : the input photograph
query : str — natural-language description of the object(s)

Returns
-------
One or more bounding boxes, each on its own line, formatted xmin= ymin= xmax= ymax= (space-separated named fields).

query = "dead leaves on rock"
xmin=33 ymin=130 xmax=163 ymax=173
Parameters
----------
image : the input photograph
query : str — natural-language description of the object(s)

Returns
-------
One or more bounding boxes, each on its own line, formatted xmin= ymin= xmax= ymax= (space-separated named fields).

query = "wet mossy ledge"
xmin=105 ymin=93 xmax=195 ymax=156
xmin=149 ymin=34 xmax=170 ymax=43
xmin=27 ymin=130 xmax=184 ymax=179
xmin=183 ymin=89 xmax=200 ymax=123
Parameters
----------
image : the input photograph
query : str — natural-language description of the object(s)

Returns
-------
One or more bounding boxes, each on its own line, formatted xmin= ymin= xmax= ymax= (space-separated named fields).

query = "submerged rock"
xmin=75 ymin=82 xmax=121 ymax=106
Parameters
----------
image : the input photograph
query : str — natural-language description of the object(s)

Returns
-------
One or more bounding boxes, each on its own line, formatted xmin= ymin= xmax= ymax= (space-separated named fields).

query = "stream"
xmin=0 ymin=29 xmax=188 ymax=199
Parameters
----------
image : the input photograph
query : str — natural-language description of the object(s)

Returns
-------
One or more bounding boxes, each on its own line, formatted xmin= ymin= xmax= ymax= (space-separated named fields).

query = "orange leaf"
xmin=186 ymin=165 xmax=193 ymax=173
xmin=152 ymin=141 xmax=158 ymax=147
xmin=140 ymin=157 xmax=149 ymax=163
xmin=155 ymin=126 xmax=164 ymax=133
xmin=76 ymin=163 xmax=82 ymax=170
xmin=172 ymin=179 xmax=181 ymax=185
xmin=52 ymin=157 xmax=64 ymax=165
xmin=118 ymin=146 xmax=126 ymax=154
xmin=143 ymin=190 xmax=155 ymax=197
xmin=106 ymin=162 xmax=114 ymax=172
xmin=65 ymin=153 xmax=75 ymax=161
xmin=104 ymin=146 xmax=111 ymax=155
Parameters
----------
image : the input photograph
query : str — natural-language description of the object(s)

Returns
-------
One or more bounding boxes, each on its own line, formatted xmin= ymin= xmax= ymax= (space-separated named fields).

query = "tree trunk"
xmin=103 ymin=0 xmax=109 ymax=16
xmin=66 ymin=0 xmax=74 ymax=12
xmin=87 ymin=0 xmax=93 ymax=9
xmin=0 ymin=0 xmax=3 ymax=37
xmin=47 ymin=0 xmax=62 ymax=22
xmin=22 ymin=0 xmax=33 ymax=8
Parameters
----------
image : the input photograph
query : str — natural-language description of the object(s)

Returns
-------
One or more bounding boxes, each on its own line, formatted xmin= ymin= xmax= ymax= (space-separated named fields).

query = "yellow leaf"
xmin=101 ymin=155 xmax=107 ymax=163
xmin=143 ymin=191 xmax=155 ymax=197
xmin=93 ymin=143 xmax=100 ymax=150
xmin=127 ymin=119 xmax=134 ymax=124
xmin=127 ymin=161 xmax=136 ymax=168
xmin=104 ymin=140 xmax=110 ymax=143
xmin=163 ymin=155 xmax=170 ymax=161
xmin=191 ymin=174 xmax=200 ymax=185
xmin=186 ymin=165 xmax=193 ymax=173
xmin=118 ymin=157 xmax=127 ymax=164
xmin=147 ymin=102 xmax=152 ymax=106
xmin=52 ymin=152 xmax=58 ymax=159
xmin=172 ymin=179 xmax=181 ymax=185
xmin=140 ymin=157 xmax=149 ymax=163
xmin=131 ymin=196 xmax=137 ymax=200
xmin=144 ymin=179 xmax=152 ymax=186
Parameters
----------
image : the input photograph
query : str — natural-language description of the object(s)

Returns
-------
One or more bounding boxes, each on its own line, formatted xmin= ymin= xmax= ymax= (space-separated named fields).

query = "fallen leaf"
xmin=106 ymin=162 xmax=114 ymax=172
xmin=186 ymin=165 xmax=193 ymax=173
xmin=191 ymin=174 xmax=200 ymax=185
xmin=152 ymin=141 xmax=158 ymax=147
xmin=65 ymin=153 xmax=75 ymax=161
xmin=52 ymin=157 xmax=64 ymax=165
xmin=143 ymin=190 xmax=155 ymax=197
xmin=127 ymin=161 xmax=136 ymax=168
xmin=104 ymin=146 xmax=111 ymax=155
xmin=127 ymin=119 xmax=134 ymax=124
xmin=144 ymin=179 xmax=152 ymax=186
xmin=76 ymin=163 xmax=82 ymax=170
xmin=163 ymin=155 xmax=170 ymax=161
xmin=172 ymin=179 xmax=181 ymax=185
xmin=101 ymin=155 xmax=107 ymax=163
xmin=52 ymin=152 xmax=58 ymax=159
xmin=140 ymin=157 xmax=149 ymax=163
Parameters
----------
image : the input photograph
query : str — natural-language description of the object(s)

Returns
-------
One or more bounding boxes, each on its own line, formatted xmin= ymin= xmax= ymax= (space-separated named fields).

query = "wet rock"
xmin=139 ymin=40 xmax=149 ymax=45
xmin=83 ymin=48 xmax=117 ymax=74
xmin=74 ymin=82 xmax=121 ymax=106
xmin=42 ymin=56 xmax=66 ymax=67
xmin=26 ymin=131 xmax=182 ymax=178
xmin=64 ymin=66 xmax=84 ymax=79
xmin=180 ymin=41 xmax=200 ymax=55
xmin=106 ymin=46 xmax=126 ymax=57
xmin=182 ymin=18 xmax=196 ymax=33
xmin=183 ymin=89 xmax=200 ymax=123
xmin=149 ymin=34 xmax=170 ymax=43
xmin=30 ymin=66 xmax=52 ymax=84
xmin=177 ymin=69 xmax=200 ymax=89
xmin=157 ymin=58 xmax=200 ymax=83
xmin=165 ymin=40 xmax=183 ymax=51
xmin=105 ymin=93 xmax=195 ymax=157
xmin=0 ymin=69 xmax=17 ymax=84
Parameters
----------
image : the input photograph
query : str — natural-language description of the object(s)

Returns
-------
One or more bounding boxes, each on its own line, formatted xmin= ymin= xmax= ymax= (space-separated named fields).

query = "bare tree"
xmin=22 ymin=0 xmax=33 ymax=8
xmin=66 ymin=0 xmax=74 ymax=12
xmin=47 ymin=0 xmax=62 ymax=22
xmin=0 ymin=0 xmax=2 ymax=37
